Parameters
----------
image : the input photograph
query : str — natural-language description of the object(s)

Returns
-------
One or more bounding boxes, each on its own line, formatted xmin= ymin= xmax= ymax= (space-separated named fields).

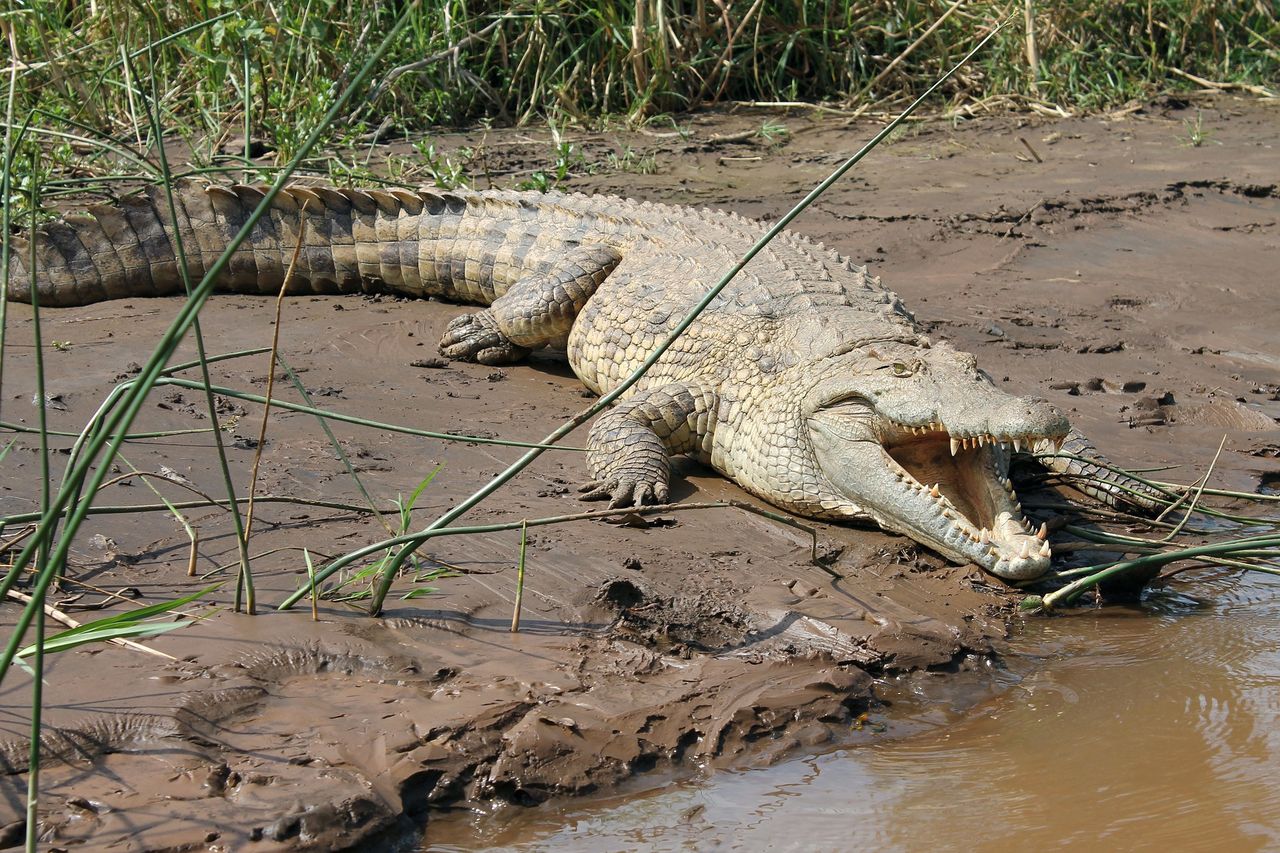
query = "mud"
xmin=1 ymin=94 xmax=1276 ymax=850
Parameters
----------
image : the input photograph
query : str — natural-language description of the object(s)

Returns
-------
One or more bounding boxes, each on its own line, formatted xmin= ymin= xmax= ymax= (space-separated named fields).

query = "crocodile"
xmin=6 ymin=181 xmax=1162 ymax=579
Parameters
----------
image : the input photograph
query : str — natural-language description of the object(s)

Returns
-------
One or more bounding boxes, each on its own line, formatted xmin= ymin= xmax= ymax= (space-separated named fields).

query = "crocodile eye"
xmin=891 ymin=361 xmax=914 ymax=377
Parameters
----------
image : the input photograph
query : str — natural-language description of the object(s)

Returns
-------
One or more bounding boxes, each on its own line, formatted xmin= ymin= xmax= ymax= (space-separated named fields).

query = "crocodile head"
xmin=804 ymin=340 xmax=1069 ymax=579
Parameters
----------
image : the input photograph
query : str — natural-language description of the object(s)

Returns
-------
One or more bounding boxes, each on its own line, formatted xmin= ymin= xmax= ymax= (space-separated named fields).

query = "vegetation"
xmin=4 ymin=2 xmax=1278 ymax=212
xmin=0 ymin=3 xmax=1276 ymax=846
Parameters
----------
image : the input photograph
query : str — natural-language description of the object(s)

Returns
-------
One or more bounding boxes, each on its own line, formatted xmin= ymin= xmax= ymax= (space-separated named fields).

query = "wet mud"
xmin=0 ymin=95 xmax=1276 ymax=850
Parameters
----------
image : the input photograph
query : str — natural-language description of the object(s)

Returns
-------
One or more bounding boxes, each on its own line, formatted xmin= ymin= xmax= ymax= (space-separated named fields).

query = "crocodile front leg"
xmin=1034 ymin=428 xmax=1169 ymax=513
xmin=581 ymin=383 xmax=720 ymax=508
xmin=440 ymin=244 xmax=622 ymax=365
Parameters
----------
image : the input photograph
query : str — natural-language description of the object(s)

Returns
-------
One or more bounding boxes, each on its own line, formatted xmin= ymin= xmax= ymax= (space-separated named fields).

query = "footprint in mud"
xmin=0 ymin=646 xmax=432 ymax=851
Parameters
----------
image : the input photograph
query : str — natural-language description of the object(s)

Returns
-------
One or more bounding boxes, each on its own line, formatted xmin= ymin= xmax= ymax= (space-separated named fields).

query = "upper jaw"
xmin=811 ymin=413 xmax=1068 ymax=580
xmin=885 ymin=421 xmax=1066 ymax=458
xmin=878 ymin=435 xmax=1051 ymax=579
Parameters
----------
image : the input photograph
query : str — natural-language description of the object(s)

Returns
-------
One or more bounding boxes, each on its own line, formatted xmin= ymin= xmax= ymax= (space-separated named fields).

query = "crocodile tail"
xmin=3 ymin=180 xmax=429 ymax=307
xmin=1038 ymin=428 xmax=1171 ymax=515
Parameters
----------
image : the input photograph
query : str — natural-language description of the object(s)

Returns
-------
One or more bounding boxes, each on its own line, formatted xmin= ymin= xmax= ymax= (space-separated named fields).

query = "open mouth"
xmin=877 ymin=421 xmax=1067 ymax=579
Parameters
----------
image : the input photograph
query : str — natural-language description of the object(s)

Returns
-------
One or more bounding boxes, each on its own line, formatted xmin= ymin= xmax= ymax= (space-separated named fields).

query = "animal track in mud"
xmin=595 ymin=577 xmax=756 ymax=653
xmin=0 ymin=646 xmax=429 ymax=775
xmin=823 ymin=179 xmax=1278 ymax=240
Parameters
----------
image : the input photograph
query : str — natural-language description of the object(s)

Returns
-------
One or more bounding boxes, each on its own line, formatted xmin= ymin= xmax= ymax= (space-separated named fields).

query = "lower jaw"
xmin=914 ymin=530 xmax=1050 ymax=580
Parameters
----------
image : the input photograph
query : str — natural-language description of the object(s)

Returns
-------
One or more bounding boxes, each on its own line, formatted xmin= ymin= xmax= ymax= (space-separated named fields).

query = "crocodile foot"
xmin=439 ymin=311 xmax=531 ymax=365
xmin=578 ymin=476 xmax=669 ymax=509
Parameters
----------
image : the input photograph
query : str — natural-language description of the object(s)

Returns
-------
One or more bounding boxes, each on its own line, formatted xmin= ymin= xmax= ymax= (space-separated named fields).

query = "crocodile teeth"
xmin=950 ymin=437 xmax=960 ymax=456
xmin=1039 ymin=540 xmax=1052 ymax=557
xmin=979 ymin=528 xmax=990 ymax=544
xmin=1054 ymin=435 xmax=1066 ymax=452
xmin=1012 ymin=438 xmax=1023 ymax=453
xmin=929 ymin=484 xmax=942 ymax=498
xmin=1037 ymin=522 xmax=1049 ymax=540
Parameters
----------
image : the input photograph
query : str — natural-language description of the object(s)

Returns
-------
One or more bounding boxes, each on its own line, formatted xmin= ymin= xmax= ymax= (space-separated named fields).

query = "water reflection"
xmin=425 ymin=571 xmax=1280 ymax=852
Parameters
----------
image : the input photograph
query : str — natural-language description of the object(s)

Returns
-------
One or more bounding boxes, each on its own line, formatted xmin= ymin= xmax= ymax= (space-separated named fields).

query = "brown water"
xmin=425 ymin=565 xmax=1280 ymax=851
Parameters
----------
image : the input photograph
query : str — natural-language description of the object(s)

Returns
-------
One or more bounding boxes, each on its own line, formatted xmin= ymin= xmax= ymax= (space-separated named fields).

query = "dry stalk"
xmin=244 ymin=207 xmax=310 ymax=541
xmin=5 ymin=589 xmax=178 ymax=661
xmin=510 ymin=520 xmax=528 ymax=633
xmin=1168 ymin=66 xmax=1276 ymax=98
xmin=631 ymin=0 xmax=649 ymax=95
xmin=1024 ymin=0 xmax=1041 ymax=94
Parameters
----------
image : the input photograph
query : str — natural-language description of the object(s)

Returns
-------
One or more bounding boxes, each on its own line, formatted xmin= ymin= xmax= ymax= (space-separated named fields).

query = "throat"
xmin=885 ymin=438 xmax=998 ymax=529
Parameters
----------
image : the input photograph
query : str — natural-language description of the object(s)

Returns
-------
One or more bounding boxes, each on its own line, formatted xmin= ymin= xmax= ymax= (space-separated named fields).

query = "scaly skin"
xmin=6 ymin=180 xmax=1165 ymax=580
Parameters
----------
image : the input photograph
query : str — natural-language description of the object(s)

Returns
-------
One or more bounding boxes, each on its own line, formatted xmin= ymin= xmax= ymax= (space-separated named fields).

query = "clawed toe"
xmin=578 ymin=478 xmax=665 ymax=508
xmin=438 ymin=312 xmax=529 ymax=364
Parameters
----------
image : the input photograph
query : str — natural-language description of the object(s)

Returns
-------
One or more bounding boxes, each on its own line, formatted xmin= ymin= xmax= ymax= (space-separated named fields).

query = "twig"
xmin=244 ymin=204 xmax=309 ymax=541
xmin=1000 ymin=197 xmax=1042 ymax=239
xmin=1023 ymin=0 xmax=1040 ymax=95
xmin=1018 ymin=136 xmax=1042 ymax=163
xmin=304 ymin=549 xmax=320 ymax=622
xmin=5 ymin=590 xmax=177 ymax=661
xmin=1168 ymin=66 xmax=1276 ymax=98
xmin=510 ymin=520 xmax=528 ymax=633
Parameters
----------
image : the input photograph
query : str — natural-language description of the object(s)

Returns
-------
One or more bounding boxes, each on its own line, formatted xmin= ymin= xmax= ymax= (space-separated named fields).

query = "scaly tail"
xmin=1033 ymin=428 xmax=1170 ymax=514
xmin=4 ymin=180 xmax=486 ymax=307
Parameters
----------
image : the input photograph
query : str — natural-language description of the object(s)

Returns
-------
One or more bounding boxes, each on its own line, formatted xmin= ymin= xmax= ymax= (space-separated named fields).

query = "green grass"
xmin=5 ymin=2 xmax=1277 ymax=219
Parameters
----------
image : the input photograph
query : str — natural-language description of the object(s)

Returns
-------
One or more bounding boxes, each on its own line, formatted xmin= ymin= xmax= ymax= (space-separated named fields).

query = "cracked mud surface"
xmin=1 ymin=95 xmax=1276 ymax=850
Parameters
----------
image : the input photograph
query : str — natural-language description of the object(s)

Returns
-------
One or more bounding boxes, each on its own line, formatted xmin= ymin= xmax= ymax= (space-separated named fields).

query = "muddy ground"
xmin=0 ymin=95 xmax=1276 ymax=850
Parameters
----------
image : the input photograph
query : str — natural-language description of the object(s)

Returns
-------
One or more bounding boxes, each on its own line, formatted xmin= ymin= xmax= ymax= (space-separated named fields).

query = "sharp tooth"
xmin=950 ymin=437 xmax=960 ymax=456
xmin=1055 ymin=435 xmax=1066 ymax=452
xmin=979 ymin=528 xmax=990 ymax=544
xmin=1003 ymin=477 xmax=1013 ymax=492
xmin=1012 ymin=438 xmax=1022 ymax=453
xmin=1037 ymin=523 xmax=1048 ymax=541
xmin=930 ymin=484 xmax=942 ymax=498
xmin=1039 ymin=540 xmax=1052 ymax=557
